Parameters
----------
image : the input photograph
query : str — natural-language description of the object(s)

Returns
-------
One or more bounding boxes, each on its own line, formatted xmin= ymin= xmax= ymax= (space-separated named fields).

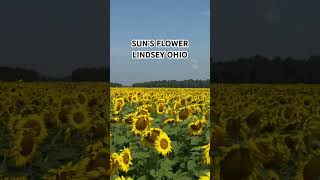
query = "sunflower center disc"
xmin=160 ymin=139 xmax=168 ymax=149
xmin=24 ymin=120 xmax=41 ymax=136
xmin=191 ymin=124 xmax=201 ymax=131
xmin=20 ymin=132 xmax=34 ymax=156
xmin=179 ymin=109 xmax=189 ymax=120
xmin=73 ymin=112 xmax=85 ymax=124
xmin=123 ymin=153 xmax=129 ymax=164
xmin=136 ymin=118 xmax=147 ymax=130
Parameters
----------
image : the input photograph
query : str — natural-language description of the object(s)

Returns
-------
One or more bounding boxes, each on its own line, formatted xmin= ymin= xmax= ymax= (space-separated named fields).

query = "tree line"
xmin=0 ymin=67 xmax=109 ymax=82
xmin=212 ymin=55 xmax=320 ymax=83
xmin=131 ymin=79 xmax=210 ymax=88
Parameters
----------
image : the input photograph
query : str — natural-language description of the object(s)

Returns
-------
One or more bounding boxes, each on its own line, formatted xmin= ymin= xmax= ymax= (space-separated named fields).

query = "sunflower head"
xmin=141 ymin=128 xmax=162 ymax=147
xmin=16 ymin=114 xmax=47 ymax=142
xmin=119 ymin=147 xmax=133 ymax=173
xmin=154 ymin=132 xmax=172 ymax=156
xmin=68 ymin=106 xmax=91 ymax=132
xmin=10 ymin=129 xmax=37 ymax=167
xmin=156 ymin=103 xmax=166 ymax=115
xmin=188 ymin=120 xmax=203 ymax=136
xmin=202 ymin=143 xmax=210 ymax=165
xmin=109 ymin=153 xmax=121 ymax=175
xmin=123 ymin=113 xmax=135 ymax=125
xmin=131 ymin=115 xmax=152 ymax=135
xmin=198 ymin=171 xmax=210 ymax=180
xmin=176 ymin=107 xmax=190 ymax=122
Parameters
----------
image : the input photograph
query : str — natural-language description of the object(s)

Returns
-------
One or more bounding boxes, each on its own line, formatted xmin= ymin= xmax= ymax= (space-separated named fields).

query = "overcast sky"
xmin=0 ymin=0 xmax=106 ymax=77
xmin=111 ymin=0 xmax=210 ymax=85
xmin=214 ymin=0 xmax=320 ymax=61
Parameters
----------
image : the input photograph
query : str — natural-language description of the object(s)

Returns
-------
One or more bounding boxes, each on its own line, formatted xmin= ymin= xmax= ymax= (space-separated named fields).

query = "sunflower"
xmin=202 ymin=110 xmax=210 ymax=121
xmin=10 ymin=129 xmax=37 ymax=167
xmin=199 ymin=171 xmax=210 ymax=180
xmin=119 ymin=147 xmax=133 ymax=173
xmin=123 ymin=113 xmax=135 ymax=125
xmin=136 ymin=107 xmax=150 ymax=116
xmin=163 ymin=117 xmax=176 ymax=125
xmin=109 ymin=153 xmax=121 ymax=175
xmin=141 ymin=128 xmax=163 ymax=147
xmin=16 ymin=114 xmax=48 ymax=142
xmin=176 ymin=107 xmax=190 ymax=122
xmin=188 ymin=120 xmax=204 ymax=136
xmin=173 ymin=101 xmax=181 ymax=110
xmin=131 ymin=94 xmax=138 ymax=103
xmin=68 ymin=106 xmax=91 ymax=131
xmin=114 ymin=98 xmax=125 ymax=107
xmin=156 ymin=103 xmax=166 ymax=115
xmin=114 ymin=176 xmax=133 ymax=180
xmin=41 ymin=109 xmax=58 ymax=128
xmin=154 ymin=132 xmax=172 ymax=156
xmin=58 ymin=106 xmax=72 ymax=124
xmin=189 ymin=104 xmax=200 ymax=115
xmin=113 ymin=98 xmax=125 ymax=114
xmin=202 ymin=143 xmax=210 ymax=165
xmin=111 ymin=116 xmax=120 ymax=123
xmin=166 ymin=107 xmax=174 ymax=117
xmin=131 ymin=115 xmax=153 ymax=135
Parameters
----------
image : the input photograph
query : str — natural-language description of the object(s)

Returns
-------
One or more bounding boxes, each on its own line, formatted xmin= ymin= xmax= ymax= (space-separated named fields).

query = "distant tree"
xmin=212 ymin=55 xmax=320 ymax=83
xmin=0 ymin=67 xmax=39 ymax=81
xmin=132 ymin=79 xmax=210 ymax=88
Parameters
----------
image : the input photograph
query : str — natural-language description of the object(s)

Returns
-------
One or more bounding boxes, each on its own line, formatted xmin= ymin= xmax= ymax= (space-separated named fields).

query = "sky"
xmin=0 ymin=0 xmax=106 ymax=77
xmin=110 ymin=0 xmax=210 ymax=85
xmin=214 ymin=0 xmax=320 ymax=61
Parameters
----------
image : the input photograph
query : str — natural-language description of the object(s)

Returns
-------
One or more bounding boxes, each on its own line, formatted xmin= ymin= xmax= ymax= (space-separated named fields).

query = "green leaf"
xmin=187 ymin=160 xmax=197 ymax=171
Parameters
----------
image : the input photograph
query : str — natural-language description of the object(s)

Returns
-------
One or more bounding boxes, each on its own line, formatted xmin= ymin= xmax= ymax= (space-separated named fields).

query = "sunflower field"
xmin=110 ymin=88 xmax=210 ymax=180
xmin=212 ymin=84 xmax=320 ymax=180
xmin=0 ymin=82 xmax=109 ymax=179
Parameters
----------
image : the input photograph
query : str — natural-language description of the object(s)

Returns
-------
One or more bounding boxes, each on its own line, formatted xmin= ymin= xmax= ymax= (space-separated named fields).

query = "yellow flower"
xmin=156 ymin=103 xmax=166 ymax=115
xmin=154 ymin=132 xmax=172 ymax=156
xmin=114 ymin=176 xmax=133 ymax=180
xmin=10 ymin=129 xmax=37 ymax=167
xmin=119 ymin=147 xmax=133 ymax=173
xmin=109 ymin=153 xmax=121 ymax=175
xmin=131 ymin=115 xmax=152 ymax=135
xmin=163 ymin=117 xmax=176 ymax=125
xmin=141 ymin=128 xmax=163 ymax=147
xmin=176 ymin=107 xmax=190 ymax=122
xmin=188 ymin=120 xmax=203 ymax=136
xmin=199 ymin=171 xmax=210 ymax=180
xmin=68 ymin=106 xmax=91 ymax=132
xmin=16 ymin=114 xmax=48 ymax=143
xmin=202 ymin=143 xmax=210 ymax=165
xmin=123 ymin=113 xmax=135 ymax=125
xmin=131 ymin=94 xmax=138 ymax=103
